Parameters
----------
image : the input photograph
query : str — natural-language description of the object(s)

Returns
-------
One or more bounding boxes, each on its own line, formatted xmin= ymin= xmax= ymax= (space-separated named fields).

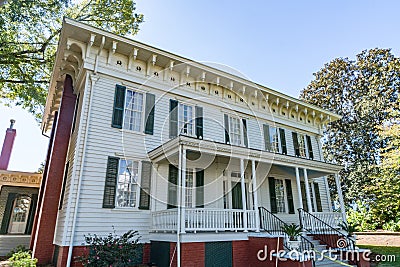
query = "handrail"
xmin=298 ymin=208 xmax=355 ymax=250
xmin=259 ymin=207 xmax=315 ymax=255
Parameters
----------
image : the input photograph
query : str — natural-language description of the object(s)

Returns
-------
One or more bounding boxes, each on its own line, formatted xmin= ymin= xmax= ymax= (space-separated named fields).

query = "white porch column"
xmin=150 ymin=163 xmax=159 ymax=212
xmin=335 ymin=173 xmax=346 ymax=222
xmin=251 ymin=160 xmax=260 ymax=232
xmin=303 ymin=168 xmax=313 ymax=213
xmin=295 ymin=167 xmax=303 ymax=210
xmin=180 ymin=148 xmax=187 ymax=234
xmin=240 ymin=158 xmax=248 ymax=232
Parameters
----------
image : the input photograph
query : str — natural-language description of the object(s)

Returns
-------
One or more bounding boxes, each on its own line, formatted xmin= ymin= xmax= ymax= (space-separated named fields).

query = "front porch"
xmin=148 ymin=136 xmax=346 ymax=235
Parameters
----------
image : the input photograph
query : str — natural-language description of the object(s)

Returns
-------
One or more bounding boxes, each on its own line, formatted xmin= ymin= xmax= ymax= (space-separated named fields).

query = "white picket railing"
xmin=152 ymin=208 xmax=257 ymax=232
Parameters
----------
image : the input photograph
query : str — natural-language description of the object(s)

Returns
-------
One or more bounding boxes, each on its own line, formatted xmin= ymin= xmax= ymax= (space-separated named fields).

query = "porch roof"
xmin=147 ymin=135 xmax=342 ymax=174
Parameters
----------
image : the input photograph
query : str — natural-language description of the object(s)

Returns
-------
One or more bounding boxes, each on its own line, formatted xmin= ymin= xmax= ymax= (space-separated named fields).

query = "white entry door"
xmin=8 ymin=196 xmax=31 ymax=234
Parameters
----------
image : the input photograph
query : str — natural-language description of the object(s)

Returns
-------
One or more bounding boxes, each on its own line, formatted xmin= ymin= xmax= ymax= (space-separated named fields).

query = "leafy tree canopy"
xmin=0 ymin=0 xmax=144 ymax=120
xmin=300 ymin=48 xmax=400 ymax=203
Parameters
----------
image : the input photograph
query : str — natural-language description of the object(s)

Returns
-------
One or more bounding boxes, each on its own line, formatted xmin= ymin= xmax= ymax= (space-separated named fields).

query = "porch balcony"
xmin=148 ymin=136 xmax=346 ymax=235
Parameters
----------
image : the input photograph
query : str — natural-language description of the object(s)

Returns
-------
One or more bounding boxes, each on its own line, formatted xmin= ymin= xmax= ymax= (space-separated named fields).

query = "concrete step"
xmin=314 ymin=257 xmax=356 ymax=267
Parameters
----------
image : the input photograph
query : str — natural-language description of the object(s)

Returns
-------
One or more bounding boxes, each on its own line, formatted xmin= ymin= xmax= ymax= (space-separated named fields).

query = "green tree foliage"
xmin=366 ymin=110 xmax=400 ymax=226
xmin=300 ymin=48 xmax=400 ymax=203
xmin=0 ymin=0 xmax=144 ymax=119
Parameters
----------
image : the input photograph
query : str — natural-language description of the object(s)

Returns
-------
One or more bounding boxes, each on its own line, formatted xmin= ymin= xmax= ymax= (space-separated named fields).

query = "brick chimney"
xmin=0 ymin=119 xmax=16 ymax=170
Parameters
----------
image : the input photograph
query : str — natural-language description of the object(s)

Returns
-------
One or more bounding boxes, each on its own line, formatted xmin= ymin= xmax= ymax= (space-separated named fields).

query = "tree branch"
xmin=0 ymin=79 xmax=49 ymax=84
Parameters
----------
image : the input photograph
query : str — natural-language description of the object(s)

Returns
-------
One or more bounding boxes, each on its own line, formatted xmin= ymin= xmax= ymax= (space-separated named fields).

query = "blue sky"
xmin=1 ymin=0 xmax=399 ymax=172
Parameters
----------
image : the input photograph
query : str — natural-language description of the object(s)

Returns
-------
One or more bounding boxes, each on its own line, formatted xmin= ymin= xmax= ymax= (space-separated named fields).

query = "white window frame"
xmin=178 ymin=102 xmax=196 ymax=136
xmin=122 ymin=88 xmax=145 ymax=133
xmin=274 ymin=178 xmax=287 ymax=213
xmin=115 ymin=159 xmax=142 ymax=209
xmin=297 ymin=133 xmax=307 ymax=158
xmin=266 ymin=125 xmax=281 ymax=153
xmin=184 ymin=168 xmax=196 ymax=208
xmin=226 ymin=114 xmax=246 ymax=146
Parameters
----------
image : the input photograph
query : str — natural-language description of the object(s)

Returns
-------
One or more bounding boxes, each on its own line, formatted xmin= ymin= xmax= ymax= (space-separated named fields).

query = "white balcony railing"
xmin=152 ymin=208 xmax=257 ymax=232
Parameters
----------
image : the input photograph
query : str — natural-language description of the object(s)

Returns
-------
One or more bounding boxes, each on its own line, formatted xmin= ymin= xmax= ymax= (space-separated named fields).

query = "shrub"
xmin=281 ymin=224 xmax=302 ymax=241
xmin=382 ymin=220 xmax=400 ymax=231
xmin=8 ymin=251 xmax=37 ymax=267
xmin=346 ymin=200 xmax=378 ymax=231
xmin=6 ymin=245 xmax=29 ymax=258
xmin=76 ymin=228 xmax=142 ymax=267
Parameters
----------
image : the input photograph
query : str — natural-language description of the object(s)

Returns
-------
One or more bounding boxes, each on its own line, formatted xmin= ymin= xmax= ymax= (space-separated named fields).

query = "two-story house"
xmin=30 ymin=19 xmax=364 ymax=267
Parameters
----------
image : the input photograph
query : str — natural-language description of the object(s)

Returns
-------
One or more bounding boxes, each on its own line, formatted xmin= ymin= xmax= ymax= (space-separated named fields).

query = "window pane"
xmin=269 ymin=127 xmax=279 ymax=152
xmin=178 ymin=104 xmax=194 ymax=136
xmin=229 ymin=116 xmax=242 ymax=145
xmin=123 ymin=90 xmax=143 ymax=132
xmin=117 ymin=159 xmax=139 ymax=207
xmin=275 ymin=179 xmax=286 ymax=213
xmin=298 ymin=134 xmax=306 ymax=157
xmin=185 ymin=170 xmax=194 ymax=207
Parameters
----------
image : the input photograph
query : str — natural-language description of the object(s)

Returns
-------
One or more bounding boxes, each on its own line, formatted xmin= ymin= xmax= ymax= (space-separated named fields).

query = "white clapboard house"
xmin=31 ymin=18 xmax=364 ymax=267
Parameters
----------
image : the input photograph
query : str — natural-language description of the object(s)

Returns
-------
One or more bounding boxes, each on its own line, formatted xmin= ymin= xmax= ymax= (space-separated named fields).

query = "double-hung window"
xmin=229 ymin=117 xmax=242 ymax=146
xmin=111 ymin=84 xmax=156 ymax=135
xmin=178 ymin=103 xmax=194 ymax=136
xmin=292 ymin=132 xmax=313 ymax=158
xmin=123 ymin=90 xmax=144 ymax=132
xmin=224 ymin=114 xmax=248 ymax=147
xmin=274 ymin=179 xmax=286 ymax=213
xmin=264 ymin=124 xmax=287 ymax=154
xmin=116 ymin=159 xmax=139 ymax=208
xmin=169 ymin=99 xmax=203 ymax=139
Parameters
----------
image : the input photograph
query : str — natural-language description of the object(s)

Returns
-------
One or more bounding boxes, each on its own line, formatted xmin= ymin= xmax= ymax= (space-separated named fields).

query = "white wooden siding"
xmin=57 ymin=73 xmax=333 ymax=246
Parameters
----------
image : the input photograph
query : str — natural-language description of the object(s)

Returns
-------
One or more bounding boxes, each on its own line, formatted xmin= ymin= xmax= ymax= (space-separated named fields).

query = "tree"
xmin=300 ymin=48 xmax=400 ymax=203
xmin=367 ymin=110 xmax=400 ymax=226
xmin=0 ymin=0 xmax=144 ymax=120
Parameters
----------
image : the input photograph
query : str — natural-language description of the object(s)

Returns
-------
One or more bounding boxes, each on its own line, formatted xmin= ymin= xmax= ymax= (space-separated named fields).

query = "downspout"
xmin=176 ymin=144 xmax=182 ymax=267
xmin=66 ymin=72 xmax=98 ymax=266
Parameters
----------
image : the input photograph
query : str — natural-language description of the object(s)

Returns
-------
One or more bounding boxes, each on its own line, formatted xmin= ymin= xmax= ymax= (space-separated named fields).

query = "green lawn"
xmin=358 ymin=245 xmax=400 ymax=267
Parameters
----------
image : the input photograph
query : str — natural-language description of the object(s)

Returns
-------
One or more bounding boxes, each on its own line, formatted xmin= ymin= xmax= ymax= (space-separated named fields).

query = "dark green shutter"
xmin=195 ymin=106 xmax=203 ymax=139
xmin=169 ymin=99 xmax=178 ymax=138
xmin=144 ymin=93 xmax=156 ymax=135
xmin=263 ymin=124 xmax=271 ymax=151
xmin=196 ymin=169 xmax=204 ymax=208
xmin=111 ymin=85 xmax=126 ymax=129
xmin=25 ymin=194 xmax=38 ymax=234
xmin=292 ymin=132 xmax=300 ymax=156
xmin=231 ymin=183 xmax=243 ymax=209
xmin=306 ymin=135 xmax=314 ymax=159
xmin=268 ymin=177 xmax=277 ymax=213
xmin=103 ymin=156 xmax=119 ymax=208
xmin=285 ymin=179 xmax=295 ymax=214
xmin=224 ymin=114 xmax=230 ymax=144
xmin=59 ymin=161 xmax=69 ymax=210
xmin=242 ymin=119 xmax=248 ymax=147
xmin=139 ymin=161 xmax=152 ymax=210
xmin=167 ymin=164 xmax=178 ymax=209
xmin=300 ymin=181 xmax=308 ymax=211
xmin=71 ymin=93 xmax=80 ymax=133
xmin=279 ymin=128 xmax=287 ymax=154
xmin=0 ymin=193 xmax=17 ymax=234
xmin=314 ymin=182 xmax=323 ymax=212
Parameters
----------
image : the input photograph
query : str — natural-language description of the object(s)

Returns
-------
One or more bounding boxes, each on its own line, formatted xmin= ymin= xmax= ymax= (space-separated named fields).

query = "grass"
xmin=358 ymin=245 xmax=400 ymax=267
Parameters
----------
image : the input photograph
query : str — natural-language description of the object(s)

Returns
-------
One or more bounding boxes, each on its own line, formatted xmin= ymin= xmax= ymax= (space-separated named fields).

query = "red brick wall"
xmin=181 ymin=242 xmax=205 ymax=267
xmin=232 ymin=240 xmax=250 ymax=267
xmin=142 ymin=243 xmax=151 ymax=265
xmin=32 ymin=74 xmax=77 ymax=264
